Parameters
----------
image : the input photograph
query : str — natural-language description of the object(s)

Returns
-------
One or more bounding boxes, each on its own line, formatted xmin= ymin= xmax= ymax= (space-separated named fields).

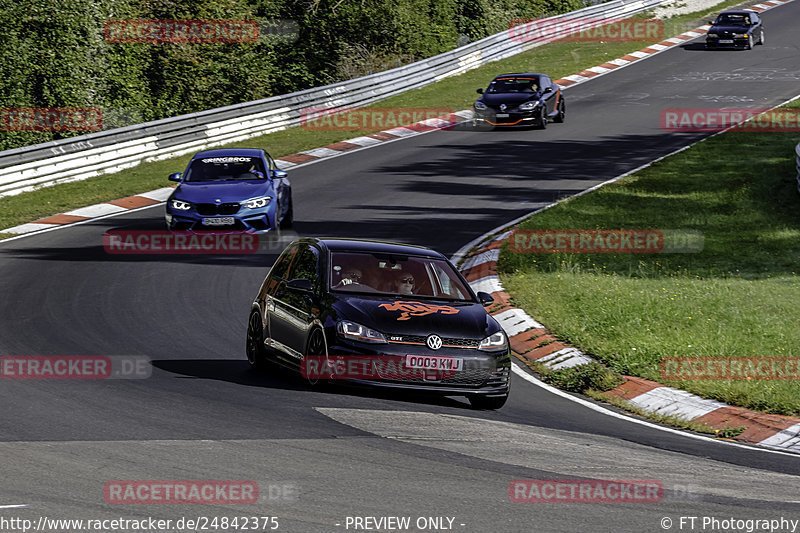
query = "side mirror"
xmin=287 ymin=278 xmax=313 ymax=293
xmin=707 ymin=20 xmax=714 ymax=24
xmin=543 ymin=87 xmax=553 ymax=94
xmin=272 ymin=169 xmax=288 ymax=180
xmin=477 ymin=291 xmax=494 ymax=306
xmin=476 ymin=88 xmax=484 ymax=94
xmin=168 ymin=172 xmax=182 ymax=182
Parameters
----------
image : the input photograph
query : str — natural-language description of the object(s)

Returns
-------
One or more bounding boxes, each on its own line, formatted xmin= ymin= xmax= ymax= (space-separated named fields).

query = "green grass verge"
xmin=500 ymin=97 xmax=800 ymax=416
xmin=0 ymin=0 xmax=754 ymax=232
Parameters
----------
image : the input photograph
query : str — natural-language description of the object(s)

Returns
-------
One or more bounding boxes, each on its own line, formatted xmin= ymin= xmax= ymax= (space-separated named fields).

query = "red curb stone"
xmin=325 ymin=142 xmax=361 ymax=152
xmin=556 ymin=79 xmax=577 ymax=86
xmin=530 ymin=341 xmax=569 ymax=360
xmin=620 ymin=54 xmax=643 ymax=61
xmin=463 ymin=263 xmax=496 ymax=281
xmin=602 ymin=376 xmax=663 ymax=400
xmin=368 ymin=132 xmax=399 ymax=141
xmin=599 ymin=62 xmax=622 ymax=70
xmin=404 ymin=123 xmax=437 ymax=132
xmin=656 ymin=40 xmax=677 ymax=47
xmin=278 ymin=153 xmax=317 ymax=164
xmin=576 ymin=70 xmax=600 ymax=78
xmin=695 ymin=407 xmax=800 ymax=444
xmin=108 ymin=196 xmax=160 ymax=209
xmin=35 ymin=214 xmax=89 ymax=225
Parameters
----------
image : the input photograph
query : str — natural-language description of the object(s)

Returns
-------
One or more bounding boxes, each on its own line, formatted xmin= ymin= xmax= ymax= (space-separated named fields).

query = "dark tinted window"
xmin=329 ymin=251 xmax=473 ymax=301
xmin=289 ymin=246 xmax=320 ymax=292
xmin=716 ymin=13 xmax=750 ymax=25
xmin=185 ymin=156 xmax=267 ymax=182
xmin=264 ymin=245 xmax=299 ymax=295
xmin=487 ymin=76 xmax=541 ymax=94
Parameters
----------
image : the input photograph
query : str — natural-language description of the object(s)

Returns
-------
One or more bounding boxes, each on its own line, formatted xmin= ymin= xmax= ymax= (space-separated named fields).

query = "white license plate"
xmin=202 ymin=217 xmax=235 ymax=226
xmin=404 ymin=355 xmax=463 ymax=371
xmin=719 ymin=39 xmax=734 ymax=43
xmin=496 ymin=113 xmax=510 ymax=118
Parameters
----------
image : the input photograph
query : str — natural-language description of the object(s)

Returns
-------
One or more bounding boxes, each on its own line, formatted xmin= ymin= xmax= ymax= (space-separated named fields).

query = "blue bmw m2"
xmin=165 ymin=148 xmax=292 ymax=233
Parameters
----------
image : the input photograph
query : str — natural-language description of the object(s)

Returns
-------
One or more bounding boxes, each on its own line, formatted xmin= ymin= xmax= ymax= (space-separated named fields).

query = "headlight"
xmin=245 ymin=196 xmax=271 ymax=209
xmin=337 ymin=320 xmax=387 ymax=344
xmin=474 ymin=101 xmax=487 ymax=110
xmin=478 ymin=331 xmax=508 ymax=352
xmin=171 ymin=199 xmax=191 ymax=210
xmin=733 ymin=33 xmax=748 ymax=38
xmin=518 ymin=101 xmax=539 ymax=111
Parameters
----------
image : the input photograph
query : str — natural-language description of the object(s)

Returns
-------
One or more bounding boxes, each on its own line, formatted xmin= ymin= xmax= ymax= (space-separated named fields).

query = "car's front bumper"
xmin=705 ymin=37 xmax=750 ymax=48
xmin=165 ymin=207 xmax=274 ymax=233
xmin=474 ymin=109 xmax=543 ymax=127
xmin=321 ymin=340 xmax=512 ymax=395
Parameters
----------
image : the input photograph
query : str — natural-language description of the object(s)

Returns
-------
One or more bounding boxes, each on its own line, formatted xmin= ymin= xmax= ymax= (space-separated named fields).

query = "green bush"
xmin=541 ymin=361 xmax=625 ymax=392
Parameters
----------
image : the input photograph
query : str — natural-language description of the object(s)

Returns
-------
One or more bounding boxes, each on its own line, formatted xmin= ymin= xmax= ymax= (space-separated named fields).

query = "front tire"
xmin=745 ymin=35 xmax=753 ymax=50
xmin=553 ymin=98 xmax=566 ymax=123
xmin=758 ymin=29 xmax=765 ymax=45
xmin=246 ymin=311 xmax=268 ymax=370
xmin=468 ymin=393 xmax=509 ymax=410
xmin=279 ymin=198 xmax=293 ymax=229
xmin=302 ymin=328 xmax=329 ymax=387
xmin=536 ymin=107 xmax=548 ymax=130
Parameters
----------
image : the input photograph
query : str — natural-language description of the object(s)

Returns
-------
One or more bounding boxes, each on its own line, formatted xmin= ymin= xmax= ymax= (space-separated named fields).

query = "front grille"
xmin=196 ymin=203 xmax=241 ymax=216
xmin=387 ymin=334 xmax=479 ymax=349
xmin=373 ymin=365 xmax=494 ymax=386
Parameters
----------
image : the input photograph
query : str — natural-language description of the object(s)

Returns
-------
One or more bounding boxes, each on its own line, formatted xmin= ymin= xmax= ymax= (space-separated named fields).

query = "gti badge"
xmin=499 ymin=104 xmax=507 ymax=112
xmin=215 ymin=199 xmax=221 ymax=203
xmin=426 ymin=334 xmax=443 ymax=350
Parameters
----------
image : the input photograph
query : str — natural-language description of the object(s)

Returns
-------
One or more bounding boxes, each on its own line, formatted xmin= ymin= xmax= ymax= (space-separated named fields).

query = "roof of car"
xmin=494 ymin=73 xmax=544 ymax=79
xmin=191 ymin=148 xmax=265 ymax=159
xmin=308 ymin=238 xmax=445 ymax=259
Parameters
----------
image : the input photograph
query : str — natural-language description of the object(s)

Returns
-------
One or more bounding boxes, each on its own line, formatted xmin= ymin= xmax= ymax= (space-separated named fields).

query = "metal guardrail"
xmin=0 ymin=0 xmax=670 ymax=198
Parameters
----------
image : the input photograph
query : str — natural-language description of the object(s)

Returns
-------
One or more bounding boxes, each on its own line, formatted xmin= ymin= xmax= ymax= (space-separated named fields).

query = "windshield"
xmin=184 ymin=156 xmax=267 ymax=182
xmin=329 ymin=251 xmax=474 ymax=301
xmin=716 ymin=13 xmax=750 ymax=25
xmin=487 ymin=77 xmax=540 ymax=94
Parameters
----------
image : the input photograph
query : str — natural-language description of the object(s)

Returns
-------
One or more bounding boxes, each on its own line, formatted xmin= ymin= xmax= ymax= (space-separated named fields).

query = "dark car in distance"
xmin=165 ymin=148 xmax=292 ymax=233
xmin=473 ymin=73 xmax=565 ymax=129
xmin=246 ymin=238 xmax=512 ymax=409
xmin=705 ymin=10 xmax=764 ymax=49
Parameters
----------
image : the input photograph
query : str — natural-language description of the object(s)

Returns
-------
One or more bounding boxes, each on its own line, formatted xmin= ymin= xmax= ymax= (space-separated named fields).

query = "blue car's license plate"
xmin=202 ymin=217 xmax=235 ymax=226
xmin=719 ymin=39 xmax=734 ymax=43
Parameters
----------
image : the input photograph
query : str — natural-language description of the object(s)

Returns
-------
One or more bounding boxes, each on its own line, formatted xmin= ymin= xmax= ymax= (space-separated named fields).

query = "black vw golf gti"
xmin=705 ymin=10 xmax=764 ymax=49
xmin=473 ymin=73 xmax=565 ymax=129
xmin=246 ymin=238 xmax=511 ymax=409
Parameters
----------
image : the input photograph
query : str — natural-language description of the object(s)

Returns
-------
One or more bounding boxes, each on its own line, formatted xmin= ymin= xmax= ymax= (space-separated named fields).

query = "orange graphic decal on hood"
xmin=378 ymin=301 xmax=460 ymax=321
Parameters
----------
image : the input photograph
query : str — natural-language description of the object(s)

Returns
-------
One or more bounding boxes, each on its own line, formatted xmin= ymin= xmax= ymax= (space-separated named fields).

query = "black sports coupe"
xmin=705 ymin=10 xmax=764 ymax=49
xmin=246 ymin=238 xmax=511 ymax=409
xmin=473 ymin=73 xmax=565 ymax=129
